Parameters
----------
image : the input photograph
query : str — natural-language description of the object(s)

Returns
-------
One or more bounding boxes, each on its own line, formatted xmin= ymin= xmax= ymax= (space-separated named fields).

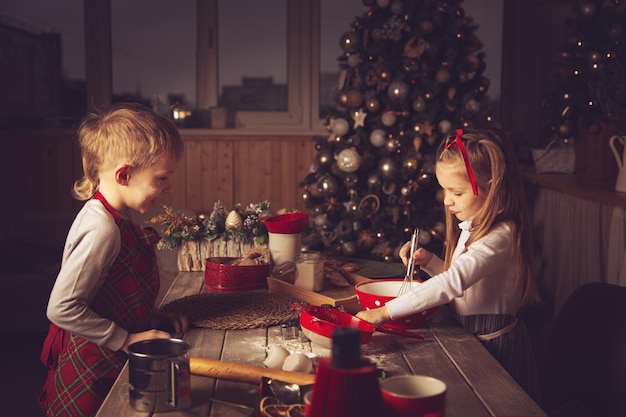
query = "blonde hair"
xmin=436 ymin=128 xmax=539 ymax=307
xmin=72 ymin=103 xmax=184 ymax=201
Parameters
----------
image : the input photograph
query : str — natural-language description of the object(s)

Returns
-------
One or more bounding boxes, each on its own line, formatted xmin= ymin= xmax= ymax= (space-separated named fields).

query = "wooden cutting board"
xmin=266 ymin=271 xmax=371 ymax=315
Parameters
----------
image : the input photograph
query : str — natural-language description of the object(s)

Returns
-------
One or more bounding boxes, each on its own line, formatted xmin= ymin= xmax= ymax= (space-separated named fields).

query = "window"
xmin=111 ymin=0 xmax=196 ymax=115
xmin=1 ymin=0 xmax=502 ymax=132
xmin=0 ymin=0 xmax=84 ymax=126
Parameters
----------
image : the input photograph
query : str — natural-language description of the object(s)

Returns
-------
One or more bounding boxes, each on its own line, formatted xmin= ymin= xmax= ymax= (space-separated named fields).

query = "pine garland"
xmin=149 ymin=200 xmax=271 ymax=250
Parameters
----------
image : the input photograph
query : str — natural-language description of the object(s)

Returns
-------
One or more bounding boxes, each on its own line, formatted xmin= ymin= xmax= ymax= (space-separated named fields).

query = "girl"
xmin=356 ymin=128 xmax=541 ymax=401
xmin=39 ymin=103 xmax=189 ymax=417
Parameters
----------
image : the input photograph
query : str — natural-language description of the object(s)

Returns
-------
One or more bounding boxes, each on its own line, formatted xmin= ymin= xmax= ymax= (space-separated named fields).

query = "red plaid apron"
xmin=39 ymin=191 xmax=161 ymax=417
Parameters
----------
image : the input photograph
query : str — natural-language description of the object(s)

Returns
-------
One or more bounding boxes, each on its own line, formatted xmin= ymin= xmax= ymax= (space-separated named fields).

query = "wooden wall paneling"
xmin=215 ymin=140 xmax=234 ymax=209
xmin=200 ymin=138 xmax=218 ymax=211
xmin=184 ymin=140 xmax=204 ymax=211
xmin=277 ymin=139 xmax=298 ymax=211
xmin=233 ymin=139 xmax=273 ymax=207
xmin=165 ymin=141 xmax=189 ymax=210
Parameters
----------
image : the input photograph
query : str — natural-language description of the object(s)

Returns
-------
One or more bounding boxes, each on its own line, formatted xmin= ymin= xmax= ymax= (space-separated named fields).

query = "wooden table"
xmin=96 ymin=271 xmax=547 ymax=417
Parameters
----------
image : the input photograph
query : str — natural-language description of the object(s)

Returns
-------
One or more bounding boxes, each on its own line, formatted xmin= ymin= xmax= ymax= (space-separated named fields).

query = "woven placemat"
xmin=160 ymin=292 xmax=302 ymax=329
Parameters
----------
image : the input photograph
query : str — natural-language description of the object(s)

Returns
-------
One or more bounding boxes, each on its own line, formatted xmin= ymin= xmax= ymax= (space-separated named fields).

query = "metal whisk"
xmin=398 ymin=228 xmax=419 ymax=296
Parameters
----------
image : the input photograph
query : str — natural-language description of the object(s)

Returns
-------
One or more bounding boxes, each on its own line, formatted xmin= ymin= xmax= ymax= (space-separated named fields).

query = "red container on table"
xmin=204 ymin=257 xmax=269 ymax=292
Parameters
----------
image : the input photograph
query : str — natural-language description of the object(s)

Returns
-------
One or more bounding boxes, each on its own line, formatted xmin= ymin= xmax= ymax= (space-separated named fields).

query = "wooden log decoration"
xmin=177 ymin=238 xmax=262 ymax=271
xmin=189 ymin=357 xmax=315 ymax=386
xmin=177 ymin=239 xmax=210 ymax=271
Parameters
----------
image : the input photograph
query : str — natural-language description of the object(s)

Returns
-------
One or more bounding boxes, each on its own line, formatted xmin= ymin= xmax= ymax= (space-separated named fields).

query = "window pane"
xmin=111 ymin=0 xmax=196 ymax=115
xmin=1 ymin=0 xmax=84 ymax=126
xmin=217 ymin=0 xmax=287 ymax=112
xmin=319 ymin=0 xmax=364 ymax=119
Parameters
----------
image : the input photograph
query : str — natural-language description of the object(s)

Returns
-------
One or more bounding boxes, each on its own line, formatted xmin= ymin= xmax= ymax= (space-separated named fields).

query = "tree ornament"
xmin=382 ymin=180 xmax=397 ymax=195
xmin=557 ymin=121 xmax=573 ymax=138
xmin=438 ymin=119 xmax=452 ymax=135
xmin=390 ymin=0 xmax=403 ymax=15
xmin=197 ymin=211 xmax=210 ymax=222
xmin=317 ymin=175 xmax=340 ymax=197
xmin=580 ymin=2 xmax=596 ymax=17
xmin=340 ymin=31 xmax=361 ymax=53
xmin=402 ymin=156 xmax=419 ymax=172
xmin=412 ymin=96 xmax=426 ymax=112
xmin=336 ymin=148 xmax=362 ymax=173
xmin=378 ymin=157 xmax=397 ymax=178
xmin=413 ymin=136 xmax=423 ymax=153
xmin=420 ymin=20 xmax=434 ymax=35
xmin=366 ymin=97 xmax=381 ymax=112
xmin=358 ymin=194 xmax=381 ymax=218
xmin=436 ymin=68 xmax=451 ymax=84
xmin=367 ymin=173 xmax=381 ymax=190
xmin=343 ymin=172 xmax=359 ymax=189
xmin=376 ymin=0 xmax=390 ymax=8
xmin=225 ymin=210 xmax=243 ymax=230
xmin=385 ymin=136 xmax=402 ymax=153
xmin=381 ymin=110 xmax=397 ymax=126
xmin=330 ymin=117 xmax=350 ymax=136
xmin=403 ymin=37 xmax=426 ymax=58
xmin=346 ymin=89 xmax=364 ymax=107
xmin=401 ymin=57 xmax=420 ymax=74
xmin=336 ymin=90 xmax=349 ymax=106
xmin=352 ymin=108 xmax=367 ymax=128
xmin=370 ymin=128 xmax=387 ymax=147
xmin=347 ymin=54 xmax=362 ymax=68
xmin=316 ymin=149 xmax=334 ymax=168
xmin=387 ymin=80 xmax=409 ymax=101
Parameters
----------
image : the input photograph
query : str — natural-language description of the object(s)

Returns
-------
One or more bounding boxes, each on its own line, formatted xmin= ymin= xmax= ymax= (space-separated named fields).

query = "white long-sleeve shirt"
xmin=46 ymin=199 xmax=129 ymax=351
xmin=385 ymin=221 xmax=523 ymax=319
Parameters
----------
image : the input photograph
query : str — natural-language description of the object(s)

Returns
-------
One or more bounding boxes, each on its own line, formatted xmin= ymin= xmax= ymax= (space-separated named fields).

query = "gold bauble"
xmin=225 ymin=210 xmax=243 ymax=230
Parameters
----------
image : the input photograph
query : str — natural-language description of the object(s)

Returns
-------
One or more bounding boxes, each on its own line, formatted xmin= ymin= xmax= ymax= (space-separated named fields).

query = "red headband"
xmin=444 ymin=129 xmax=478 ymax=196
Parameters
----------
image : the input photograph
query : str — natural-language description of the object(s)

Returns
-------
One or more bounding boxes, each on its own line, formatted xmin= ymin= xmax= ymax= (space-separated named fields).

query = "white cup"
xmin=268 ymin=232 xmax=301 ymax=267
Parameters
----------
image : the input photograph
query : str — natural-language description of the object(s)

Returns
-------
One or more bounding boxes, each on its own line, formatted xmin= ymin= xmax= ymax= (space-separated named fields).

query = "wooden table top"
xmin=96 ymin=271 xmax=547 ymax=417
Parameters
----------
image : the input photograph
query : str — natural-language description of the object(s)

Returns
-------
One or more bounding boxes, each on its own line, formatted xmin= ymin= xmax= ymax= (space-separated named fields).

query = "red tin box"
xmin=204 ymin=257 xmax=269 ymax=292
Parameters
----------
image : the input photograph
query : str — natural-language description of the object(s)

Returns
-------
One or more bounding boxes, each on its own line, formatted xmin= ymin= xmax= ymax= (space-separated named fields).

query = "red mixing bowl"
xmin=355 ymin=279 xmax=438 ymax=331
xmin=295 ymin=305 xmax=375 ymax=349
xmin=262 ymin=212 xmax=308 ymax=234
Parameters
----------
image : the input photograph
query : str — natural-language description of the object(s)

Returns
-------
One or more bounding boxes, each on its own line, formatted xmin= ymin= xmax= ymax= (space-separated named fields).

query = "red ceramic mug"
xmin=380 ymin=375 xmax=446 ymax=417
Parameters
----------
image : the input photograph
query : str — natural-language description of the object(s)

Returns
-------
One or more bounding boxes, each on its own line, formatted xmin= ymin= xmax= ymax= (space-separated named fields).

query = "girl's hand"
xmin=399 ymin=242 xmax=434 ymax=267
xmin=355 ymin=306 xmax=391 ymax=325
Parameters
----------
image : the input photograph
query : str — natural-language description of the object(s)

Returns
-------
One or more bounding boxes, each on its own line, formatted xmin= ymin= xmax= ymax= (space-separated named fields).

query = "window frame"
xmin=198 ymin=0 xmax=320 ymax=132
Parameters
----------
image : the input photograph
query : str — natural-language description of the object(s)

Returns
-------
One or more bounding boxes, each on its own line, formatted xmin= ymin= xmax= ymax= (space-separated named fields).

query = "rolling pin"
xmin=189 ymin=357 xmax=316 ymax=386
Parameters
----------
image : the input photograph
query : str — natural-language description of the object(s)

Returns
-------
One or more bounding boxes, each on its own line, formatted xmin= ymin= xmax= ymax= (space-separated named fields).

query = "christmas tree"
xmin=541 ymin=0 xmax=626 ymax=140
xmin=301 ymin=0 xmax=495 ymax=262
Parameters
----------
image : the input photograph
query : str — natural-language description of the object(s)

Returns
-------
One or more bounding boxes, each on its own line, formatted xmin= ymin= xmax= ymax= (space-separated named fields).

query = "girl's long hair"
xmin=437 ymin=128 xmax=539 ymax=308
xmin=72 ymin=103 xmax=184 ymax=201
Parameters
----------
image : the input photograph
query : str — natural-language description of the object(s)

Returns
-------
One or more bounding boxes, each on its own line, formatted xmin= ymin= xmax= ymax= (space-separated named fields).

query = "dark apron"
xmin=39 ymin=191 xmax=160 ymax=417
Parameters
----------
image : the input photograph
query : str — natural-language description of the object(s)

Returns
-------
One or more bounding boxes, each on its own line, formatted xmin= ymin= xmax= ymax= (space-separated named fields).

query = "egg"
xmin=282 ymin=352 xmax=313 ymax=373
xmin=263 ymin=345 xmax=290 ymax=370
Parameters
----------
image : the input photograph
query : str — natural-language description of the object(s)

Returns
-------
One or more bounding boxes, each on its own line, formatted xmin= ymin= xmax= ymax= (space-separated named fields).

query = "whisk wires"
xmin=398 ymin=228 xmax=419 ymax=296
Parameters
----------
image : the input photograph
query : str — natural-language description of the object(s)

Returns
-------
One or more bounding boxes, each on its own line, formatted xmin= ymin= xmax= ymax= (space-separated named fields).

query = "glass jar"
xmin=294 ymin=251 xmax=325 ymax=292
